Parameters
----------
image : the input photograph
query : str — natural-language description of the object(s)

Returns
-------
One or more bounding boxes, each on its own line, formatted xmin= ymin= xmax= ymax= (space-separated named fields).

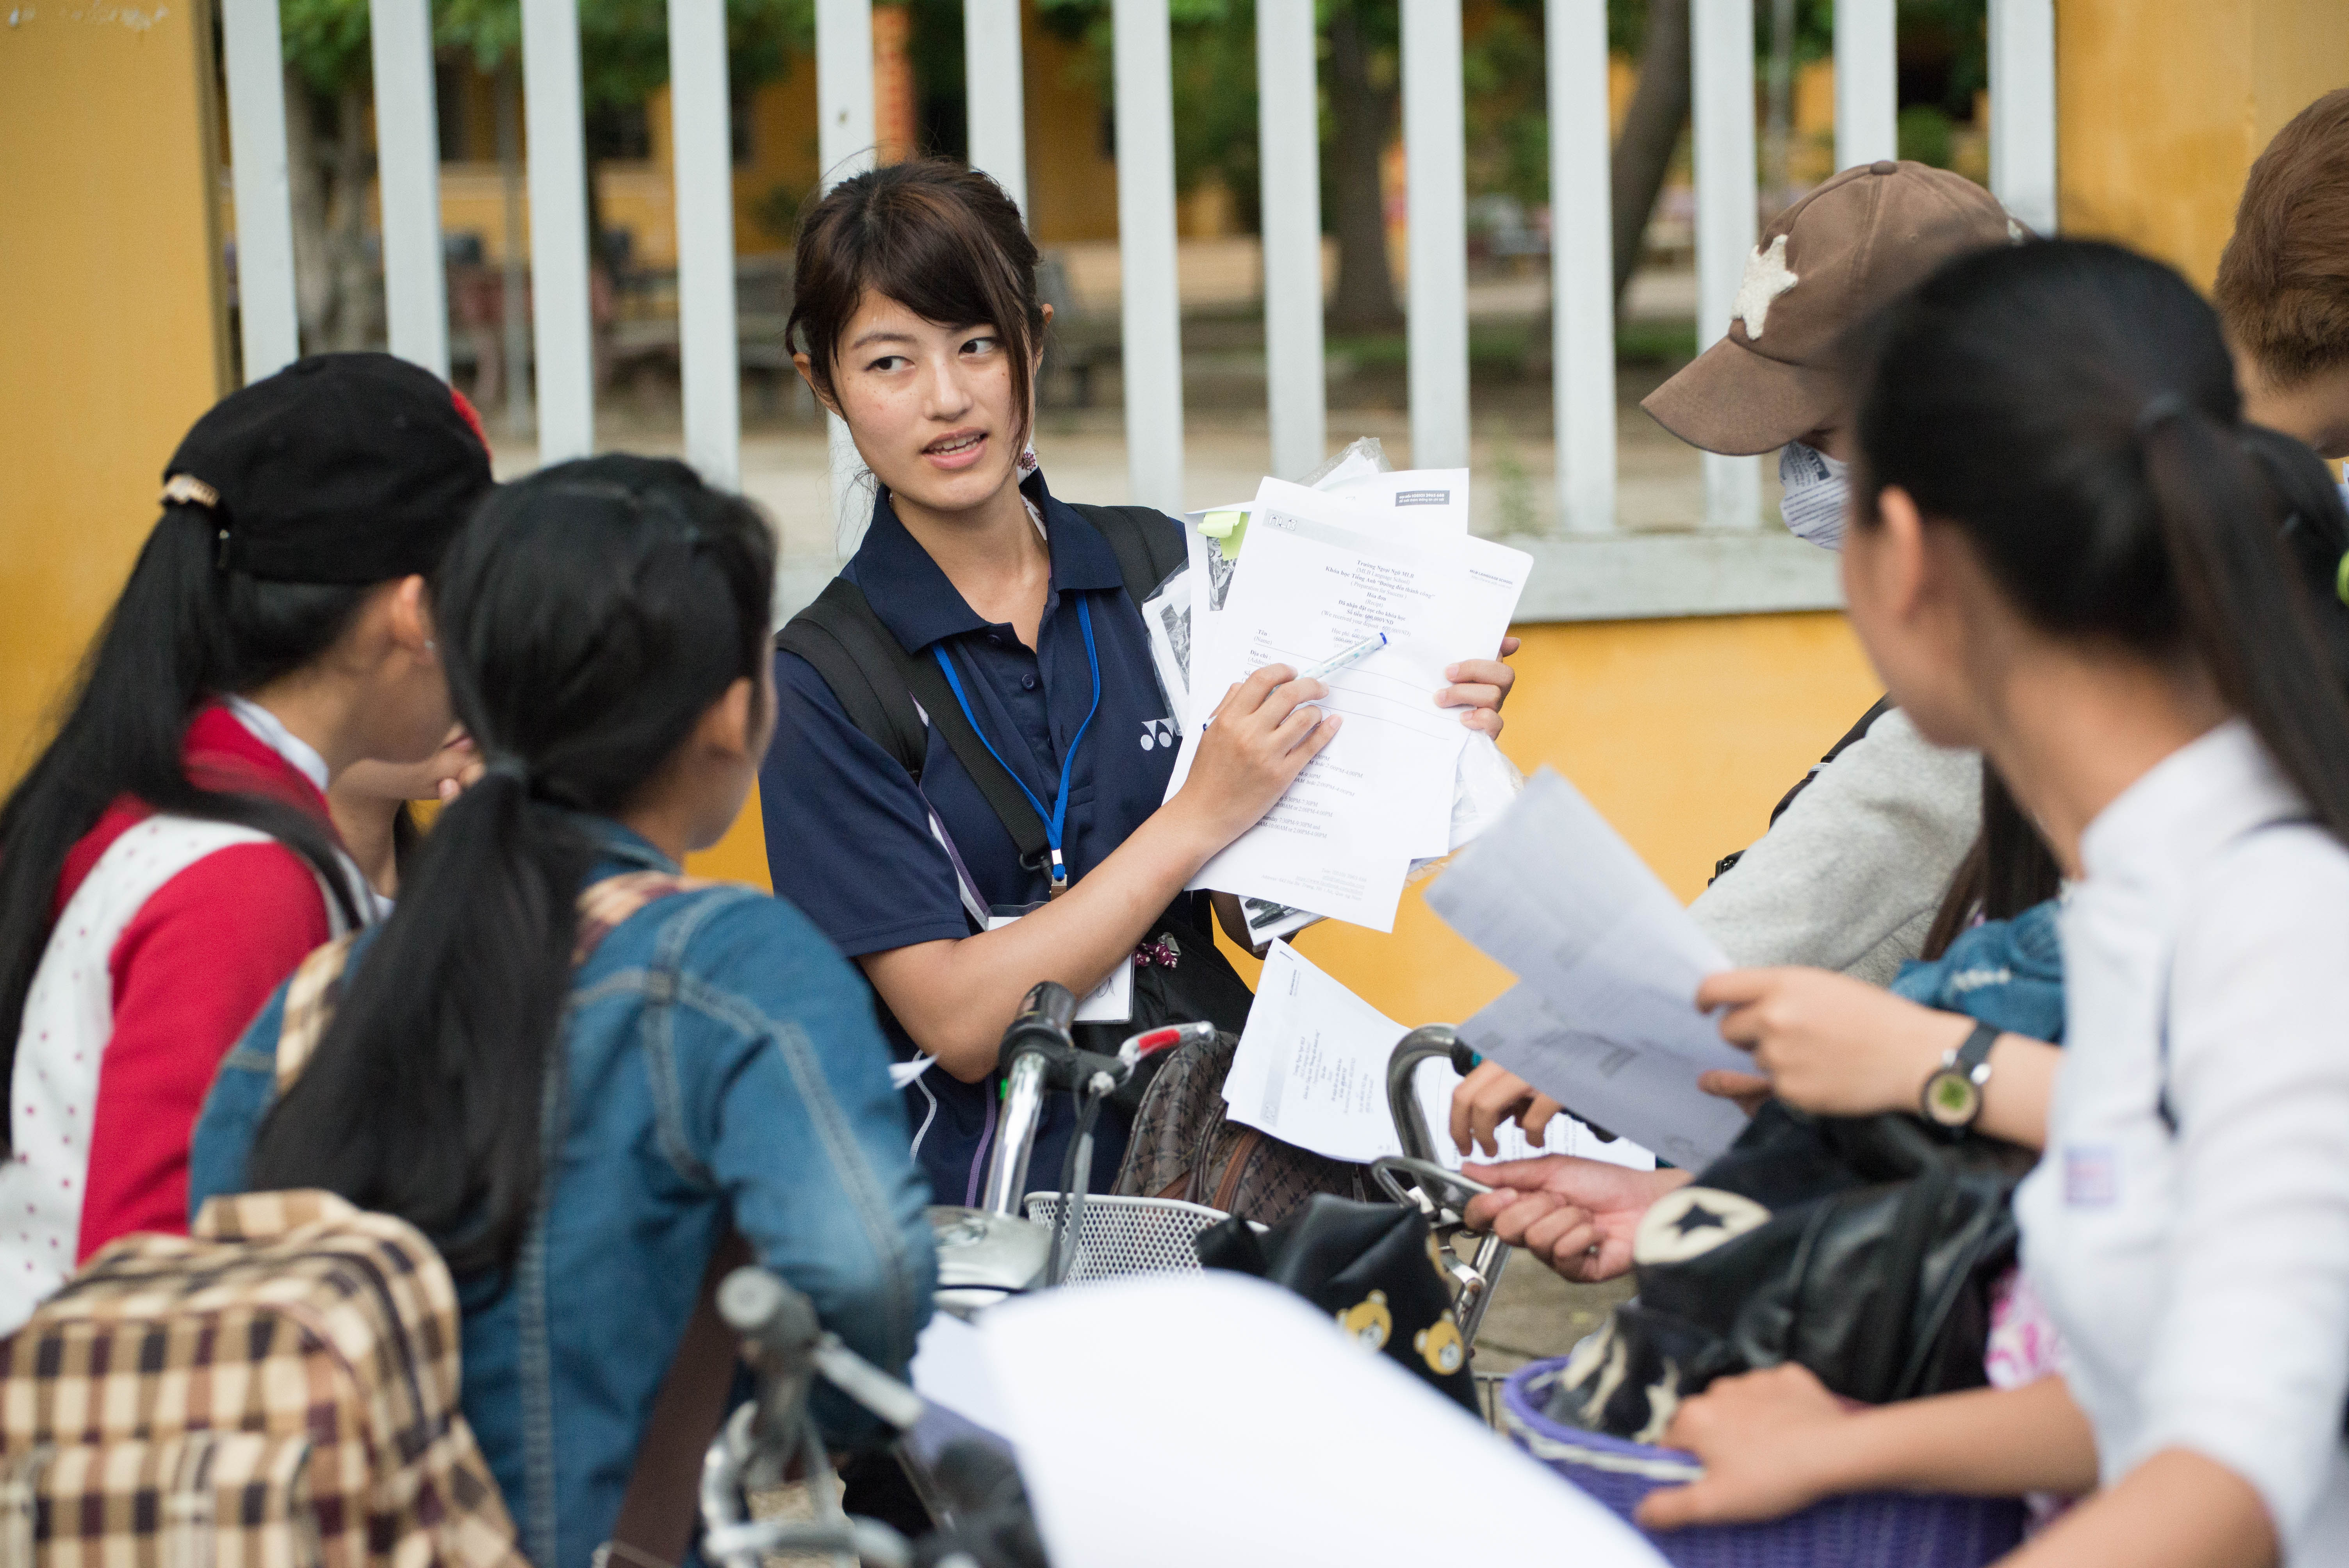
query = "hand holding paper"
xmin=1426 ymin=768 xmax=1753 ymax=1169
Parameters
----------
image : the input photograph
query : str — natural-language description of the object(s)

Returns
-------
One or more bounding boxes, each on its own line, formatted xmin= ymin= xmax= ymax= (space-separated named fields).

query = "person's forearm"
xmin=859 ymin=805 xmax=1221 ymax=1079
xmin=1973 ymin=1035 xmax=2058 ymax=1150
xmin=1997 ymin=1449 xmax=2275 ymax=1568
xmin=1800 ymin=1377 xmax=2099 ymax=1501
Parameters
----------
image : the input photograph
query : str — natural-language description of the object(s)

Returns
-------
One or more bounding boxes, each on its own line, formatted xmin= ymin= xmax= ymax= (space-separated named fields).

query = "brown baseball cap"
xmin=1642 ymin=160 xmax=2020 ymax=456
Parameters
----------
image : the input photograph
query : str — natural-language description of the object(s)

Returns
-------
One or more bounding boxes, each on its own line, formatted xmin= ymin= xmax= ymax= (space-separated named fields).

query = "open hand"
xmin=1449 ymin=1061 xmax=1564 ymax=1158
xmin=1459 ymin=1156 xmax=1689 ymax=1282
xmin=1438 ymin=635 xmax=1520 ymax=737
xmin=1638 ymin=1363 xmax=1852 ymax=1530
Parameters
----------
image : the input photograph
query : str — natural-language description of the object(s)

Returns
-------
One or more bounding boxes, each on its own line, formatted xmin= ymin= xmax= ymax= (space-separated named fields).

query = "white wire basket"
xmin=1019 ymin=1194 xmax=1234 ymax=1285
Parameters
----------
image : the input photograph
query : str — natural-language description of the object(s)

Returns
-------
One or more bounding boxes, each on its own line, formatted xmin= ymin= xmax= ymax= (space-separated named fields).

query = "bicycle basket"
xmin=1020 ymin=1194 xmax=1231 ymax=1285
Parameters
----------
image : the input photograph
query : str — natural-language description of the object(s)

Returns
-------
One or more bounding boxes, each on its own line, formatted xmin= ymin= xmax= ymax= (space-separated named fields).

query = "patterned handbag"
xmin=1112 ymin=1030 xmax=1369 ymax=1224
xmin=0 ymin=1189 xmax=526 ymax=1568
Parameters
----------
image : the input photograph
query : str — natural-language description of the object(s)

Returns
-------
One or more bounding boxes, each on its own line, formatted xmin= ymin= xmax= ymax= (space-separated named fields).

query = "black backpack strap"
xmin=776 ymin=579 xmax=932 ymax=781
xmin=777 ymin=577 xmax=1054 ymax=872
xmin=1069 ymin=502 xmax=1186 ymax=606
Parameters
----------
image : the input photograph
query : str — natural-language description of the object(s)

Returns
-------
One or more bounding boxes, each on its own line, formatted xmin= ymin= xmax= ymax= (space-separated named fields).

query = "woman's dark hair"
xmin=244 ymin=455 xmax=776 ymax=1274
xmin=1851 ymin=238 xmax=2349 ymax=854
xmin=0 ymin=512 xmax=371 ymax=1148
xmin=1919 ymin=770 xmax=2065 ymax=960
xmin=787 ymin=159 xmax=1045 ymax=453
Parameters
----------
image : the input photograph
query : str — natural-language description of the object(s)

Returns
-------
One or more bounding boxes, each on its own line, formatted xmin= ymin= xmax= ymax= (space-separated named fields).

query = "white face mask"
xmin=1779 ymin=441 xmax=1849 ymax=551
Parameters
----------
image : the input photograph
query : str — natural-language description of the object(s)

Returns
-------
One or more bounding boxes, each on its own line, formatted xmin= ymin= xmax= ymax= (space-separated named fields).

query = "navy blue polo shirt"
xmin=760 ymin=469 xmax=1190 ymax=1205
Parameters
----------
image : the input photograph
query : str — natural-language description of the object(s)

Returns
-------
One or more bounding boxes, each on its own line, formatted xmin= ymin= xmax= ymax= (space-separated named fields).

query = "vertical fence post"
xmin=371 ymin=0 xmax=447 ymax=378
xmin=221 ymin=0 xmax=300 ymax=381
xmin=818 ymin=0 xmax=876 ymax=549
xmin=1548 ymin=0 xmax=1614 ymax=533
xmin=1989 ymin=0 xmax=2058 ymax=234
xmin=1832 ymin=0 xmax=1897 ymax=171
xmin=669 ymin=0 xmax=740 ymax=490
xmin=1257 ymin=0 xmax=1325 ymax=482
xmin=964 ymin=0 xmax=1027 ymax=217
xmin=1691 ymin=0 xmax=1759 ymax=530
xmin=1113 ymin=0 xmax=1185 ymax=512
xmin=521 ymin=0 xmax=595 ymax=461
xmin=1402 ymin=0 xmax=1469 ymax=471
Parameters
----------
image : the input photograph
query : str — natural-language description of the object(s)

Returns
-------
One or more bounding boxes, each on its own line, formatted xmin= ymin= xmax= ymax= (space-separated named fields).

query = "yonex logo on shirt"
xmin=1140 ymin=719 xmax=1176 ymax=751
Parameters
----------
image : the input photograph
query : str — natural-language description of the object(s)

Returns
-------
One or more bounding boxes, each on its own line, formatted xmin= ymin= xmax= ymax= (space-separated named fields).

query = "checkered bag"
xmin=0 ymin=1189 xmax=528 ymax=1568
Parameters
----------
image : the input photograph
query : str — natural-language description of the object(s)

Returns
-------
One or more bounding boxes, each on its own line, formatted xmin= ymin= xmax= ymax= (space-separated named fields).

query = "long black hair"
xmin=1916 ymin=422 xmax=2349 ymax=957
xmin=1851 ymin=238 xmax=2349 ymax=850
xmin=244 ymin=455 xmax=777 ymax=1274
xmin=0 ymin=510 xmax=371 ymax=1148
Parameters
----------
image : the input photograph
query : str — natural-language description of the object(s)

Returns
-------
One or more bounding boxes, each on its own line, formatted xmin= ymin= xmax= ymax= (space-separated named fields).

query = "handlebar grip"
xmin=717 ymin=1266 xmax=819 ymax=1365
xmin=1012 ymin=981 xmax=1076 ymax=1040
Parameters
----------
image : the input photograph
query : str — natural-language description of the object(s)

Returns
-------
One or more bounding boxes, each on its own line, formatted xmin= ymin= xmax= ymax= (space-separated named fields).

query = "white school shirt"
xmin=2016 ymin=720 xmax=2349 ymax=1559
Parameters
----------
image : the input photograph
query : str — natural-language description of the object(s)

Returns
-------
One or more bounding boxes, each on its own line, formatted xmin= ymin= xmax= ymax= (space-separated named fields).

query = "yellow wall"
xmin=2057 ymin=0 xmax=2349 ymax=290
xmin=0 ymin=0 xmax=229 ymax=784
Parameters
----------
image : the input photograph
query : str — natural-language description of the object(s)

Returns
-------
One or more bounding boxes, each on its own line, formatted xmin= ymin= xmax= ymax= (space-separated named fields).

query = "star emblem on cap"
xmin=1734 ymin=234 xmax=1800 ymax=339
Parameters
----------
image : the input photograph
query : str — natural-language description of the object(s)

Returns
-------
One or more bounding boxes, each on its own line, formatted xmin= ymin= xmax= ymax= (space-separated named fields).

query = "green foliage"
xmin=279 ymin=0 xmax=811 ymax=106
xmin=1897 ymin=103 xmax=1954 ymax=167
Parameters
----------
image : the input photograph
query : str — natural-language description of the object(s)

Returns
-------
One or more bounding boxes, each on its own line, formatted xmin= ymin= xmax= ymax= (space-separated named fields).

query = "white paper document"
xmin=979 ymin=1272 xmax=1673 ymax=1568
xmin=1227 ymin=942 xmax=1651 ymax=1170
xmin=1426 ymin=766 xmax=1753 ymax=1168
xmin=1460 ymin=984 xmax=1748 ymax=1171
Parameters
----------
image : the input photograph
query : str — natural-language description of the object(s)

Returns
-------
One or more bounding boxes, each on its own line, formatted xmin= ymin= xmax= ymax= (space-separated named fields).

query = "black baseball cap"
xmin=160 ymin=352 xmax=495 ymax=584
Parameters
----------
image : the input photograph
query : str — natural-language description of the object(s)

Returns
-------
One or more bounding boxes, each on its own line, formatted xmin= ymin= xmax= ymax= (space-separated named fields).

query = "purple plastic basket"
xmin=1502 ymin=1359 xmax=2025 ymax=1568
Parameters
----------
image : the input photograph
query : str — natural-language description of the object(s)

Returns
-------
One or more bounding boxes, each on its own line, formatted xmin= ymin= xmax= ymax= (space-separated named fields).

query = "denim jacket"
xmin=188 ymin=820 xmax=937 ymax=1568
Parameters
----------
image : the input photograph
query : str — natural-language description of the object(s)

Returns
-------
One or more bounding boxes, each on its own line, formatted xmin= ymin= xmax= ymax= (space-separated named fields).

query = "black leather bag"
xmin=1197 ymin=1195 xmax=1478 ymax=1413
xmin=1547 ymin=1103 xmax=2035 ymax=1440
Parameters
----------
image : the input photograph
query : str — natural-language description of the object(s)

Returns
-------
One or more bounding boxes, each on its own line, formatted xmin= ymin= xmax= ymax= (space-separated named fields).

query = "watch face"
xmin=1923 ymin=1069 xmax=1982 ymax=1129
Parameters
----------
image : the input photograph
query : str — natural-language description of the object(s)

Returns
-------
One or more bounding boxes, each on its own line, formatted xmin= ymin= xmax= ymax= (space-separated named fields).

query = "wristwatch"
xmin=1920 ymin=1022 xmax=2000 ymax=1131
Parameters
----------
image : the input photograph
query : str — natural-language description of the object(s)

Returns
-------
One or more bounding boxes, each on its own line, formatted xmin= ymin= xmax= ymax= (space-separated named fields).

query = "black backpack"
xmin=1543 ymin=1103 xmax=2034 ymax=1441
xmin=774 ymin=503 xmax=1254 ymax=1070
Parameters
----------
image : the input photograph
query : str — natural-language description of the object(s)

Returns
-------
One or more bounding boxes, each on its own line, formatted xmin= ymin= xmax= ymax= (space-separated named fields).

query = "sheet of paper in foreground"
xmin=1425 ymin=766 xmax=1753 ymax=1167
xmin=1226 ymin=941 xmax=1652 ymax=1170
xmin=980 ymin=1273 xmax=1672 ymax=1568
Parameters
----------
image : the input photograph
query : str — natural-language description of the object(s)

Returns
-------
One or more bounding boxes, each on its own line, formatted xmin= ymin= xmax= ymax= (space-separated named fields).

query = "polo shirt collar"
xmin=2078 ymin=717 xmax=2306 ymax=889
xmin=849 ymin=468 xmax=1127 ymax=653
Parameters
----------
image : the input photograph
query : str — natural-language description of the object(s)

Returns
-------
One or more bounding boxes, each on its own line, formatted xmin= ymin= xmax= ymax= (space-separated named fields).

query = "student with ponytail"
xmin=190 ymin=456 xmax=934 ymax=1568
xmin=1594 ymin=241 xmax=2349 ymax=1567
xmin=0 ymin=354 xmax=486 ymax=1335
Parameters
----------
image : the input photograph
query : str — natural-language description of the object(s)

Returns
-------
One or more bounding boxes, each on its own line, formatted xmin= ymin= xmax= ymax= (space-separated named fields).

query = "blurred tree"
xmin=276 ymin=0 xmax=813 ymax=352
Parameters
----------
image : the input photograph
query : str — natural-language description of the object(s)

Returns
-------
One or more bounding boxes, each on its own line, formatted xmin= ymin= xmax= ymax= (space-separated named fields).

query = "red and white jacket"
xmin=0 ymin=705 xmax=357 ymax=1334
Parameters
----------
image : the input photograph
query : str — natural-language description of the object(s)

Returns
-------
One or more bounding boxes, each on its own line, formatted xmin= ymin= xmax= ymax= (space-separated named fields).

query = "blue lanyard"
xmin=931 ymin=596 xmax=1101 ymax=892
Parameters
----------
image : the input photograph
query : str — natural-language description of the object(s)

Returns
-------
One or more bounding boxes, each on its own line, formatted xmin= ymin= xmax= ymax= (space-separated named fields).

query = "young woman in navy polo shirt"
xmin=759 ymin=160 xmax=1517 ymax=1202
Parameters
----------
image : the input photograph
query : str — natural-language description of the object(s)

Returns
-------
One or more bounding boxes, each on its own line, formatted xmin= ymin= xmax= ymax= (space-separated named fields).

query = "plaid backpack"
xmin=0 ymin=871 xmax=736 ymax=1568
xmin=0 ymin=1188 xmax=526 ymax=1568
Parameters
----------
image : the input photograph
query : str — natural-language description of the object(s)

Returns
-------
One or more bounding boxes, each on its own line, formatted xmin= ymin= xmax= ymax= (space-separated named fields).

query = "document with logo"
xmin=1225 ymin=942 xmax=1653 ymax=1170
xmin=1165 ymin=509 xmax=1469 ymax=928
xmin=1426 ymin=767 xmax=1752 ymax=1167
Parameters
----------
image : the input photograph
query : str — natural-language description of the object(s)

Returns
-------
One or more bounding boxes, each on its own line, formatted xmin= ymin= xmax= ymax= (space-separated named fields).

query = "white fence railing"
xmin=221 ymin=0 xmax=2059 ymax=589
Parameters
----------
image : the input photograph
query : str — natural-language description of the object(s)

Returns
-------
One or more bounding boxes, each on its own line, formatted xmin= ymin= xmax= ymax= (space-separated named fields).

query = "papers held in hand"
xmin=1425 ymin=768 xmax=1753 ymax=1170
xmin=1162 ymin=470 xmax=1533 ymax=934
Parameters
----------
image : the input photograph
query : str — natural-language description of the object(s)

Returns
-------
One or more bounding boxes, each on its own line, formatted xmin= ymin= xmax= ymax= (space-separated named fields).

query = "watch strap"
xmin=1951 ymin=1020 xmax=2000 ymax=1080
